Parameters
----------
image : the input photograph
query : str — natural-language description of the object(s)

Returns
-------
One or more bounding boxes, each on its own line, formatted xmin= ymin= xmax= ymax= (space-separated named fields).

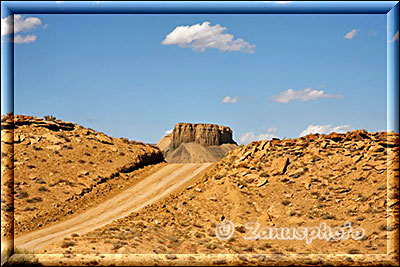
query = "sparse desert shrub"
xmin=214 ymin=174 xmax=224 ymax=180
xmin=63 ymin=145 xmax=73 ymax=150
xmin=348 ymin=249 xmax=360 ymax=254
xmin=23 ymin=206 xmax=36 ymax=212
xmin=259 ymin=171 xmax=270 ymax=178
xmin=378 ymin=184 xmax=386 ymax=190
xmin=32 ymin=146 xmax=42 ymax=151
xmin=16 ymin=191 xmax=29 ymax=199
xmin=35 ymin=178 xmax=46 ymax=184
xmin=112 ymin=242 xmax=124 ymax=250
xmin=60 ymin=241 xmax=75 ymax=248
xmin=321 ymin=213 xmax=336 ymax=220
xmin=56 ymin=133 xmax=71 ymax=142
xmin=38 ymin=186 xmax=50 ymax=193
xmin=26 ymin=197 xmax=43 ymax=203
xmin=78 ymin=159 xmax=86 ymax=164
xmin=311 ymin=191 xmax=320 ymax=197
xmin=121 ymin=138 xmax=130 ymax=144
xmin=44 ymin=115 xmax=56 ymax=121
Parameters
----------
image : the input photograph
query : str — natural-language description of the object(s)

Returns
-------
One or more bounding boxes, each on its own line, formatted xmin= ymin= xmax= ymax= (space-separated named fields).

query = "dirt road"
xmin=14 ymin=163 xmax=212 ymax=251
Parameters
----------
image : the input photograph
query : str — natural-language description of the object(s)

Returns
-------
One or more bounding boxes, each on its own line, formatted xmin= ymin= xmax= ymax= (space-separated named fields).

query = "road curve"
xmin=15 ymin=163 xmax=212 ymax=251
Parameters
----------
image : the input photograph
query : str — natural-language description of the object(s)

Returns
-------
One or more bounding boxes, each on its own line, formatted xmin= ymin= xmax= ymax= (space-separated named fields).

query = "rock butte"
xmin=157 ymin=122 xmax=238 ymax=163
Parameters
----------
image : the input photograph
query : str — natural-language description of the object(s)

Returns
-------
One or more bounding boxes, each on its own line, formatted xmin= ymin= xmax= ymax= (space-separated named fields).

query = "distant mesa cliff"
xmin=157 ymin=123 xmax=237 ymax=163
xmin=171 ymin=123 xmax=237 ymax=149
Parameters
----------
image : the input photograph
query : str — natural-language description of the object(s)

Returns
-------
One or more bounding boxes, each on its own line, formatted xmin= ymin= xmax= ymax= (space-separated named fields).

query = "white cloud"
xmin=164 ymin=129 xmax=173 ymax=135
xmin=240 ymin=127 xmax=278 ymax=144
xmin=13 ymin=34 xmax=37 ymax=44
xmin=221 ymin=96 xmax=238 ymax=104
xmin=390 ymin=30 xmax=399 ymax=42
xmin=272 ymin=87 xmax=343 ymax=103
xmin=299 ymin=124 xmax=353 ymax=137
xmin=344 ymin=29 xmax=358 ymax=39
xmin=56 ymin=1 xmax=64 ymax=3
xmin=162 ymin=21 xmax=255 ymax=53
xmin=1 ymin=15 xmax=42 ymax=37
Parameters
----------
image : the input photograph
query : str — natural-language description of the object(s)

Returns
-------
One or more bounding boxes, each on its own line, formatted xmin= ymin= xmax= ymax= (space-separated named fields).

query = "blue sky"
xmin=1 ymin=2 xmax=398 ymax=144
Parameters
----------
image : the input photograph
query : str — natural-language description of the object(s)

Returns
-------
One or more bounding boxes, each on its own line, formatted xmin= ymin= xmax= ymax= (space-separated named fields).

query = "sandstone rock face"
xmin=158 ymin=123 xmax=237 ymax=163
xmin=170 ymin=123 xmax=236 ymax=149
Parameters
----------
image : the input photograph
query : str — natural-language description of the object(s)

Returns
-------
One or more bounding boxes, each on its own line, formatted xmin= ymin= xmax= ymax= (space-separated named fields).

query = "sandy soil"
xmin=165 ymin=143 xmax=237 ymax=163
xmin=14 ymin=163 xmax=212 ymax=251
xmin=45 ymin=130 xmax=398 ymax=262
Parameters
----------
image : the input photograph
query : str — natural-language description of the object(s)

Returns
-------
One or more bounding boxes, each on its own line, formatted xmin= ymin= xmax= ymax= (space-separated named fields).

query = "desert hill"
xmin=1 ymin=114 xmax=165 ymax=237
xmin=58 ymin=130 xmax=399 ymax=257
xmin=158 ymin=123 xmax=237 ymax=163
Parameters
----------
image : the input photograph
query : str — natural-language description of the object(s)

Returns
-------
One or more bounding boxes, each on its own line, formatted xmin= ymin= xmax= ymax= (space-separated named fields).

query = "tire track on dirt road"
xmin=15 ymin=163 xmax=212 ymax=251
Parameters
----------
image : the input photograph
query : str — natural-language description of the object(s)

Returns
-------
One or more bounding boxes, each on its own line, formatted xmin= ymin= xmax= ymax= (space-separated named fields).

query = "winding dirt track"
xmin=15 ymin=163 xmax=212 ymax=251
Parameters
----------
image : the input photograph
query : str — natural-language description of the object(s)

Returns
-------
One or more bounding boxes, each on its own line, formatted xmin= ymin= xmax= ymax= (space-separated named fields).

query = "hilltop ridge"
xmin=1 ymin=114 xmax=165 ymax=236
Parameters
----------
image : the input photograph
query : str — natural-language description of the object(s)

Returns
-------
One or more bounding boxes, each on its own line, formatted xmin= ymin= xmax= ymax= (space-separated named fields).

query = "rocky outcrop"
xmin=158 ymin=123 xmax=237 ymax=163
xmin=1 ymin=114 xmax=75 ymax=131
xmin=1 ymin=114 xmax=165 ymax=235
xmin=89 ymin=129 xmax=398 ymax=257
xmin=170 ymin=123 xmax=236 ymax=149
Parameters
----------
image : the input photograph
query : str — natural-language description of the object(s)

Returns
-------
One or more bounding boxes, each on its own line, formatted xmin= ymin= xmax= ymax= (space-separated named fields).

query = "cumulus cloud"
xmin=162 ymin=21 xmax=255 ymax=53
xmin=1 ymin=15 xmax=42 ymax=37
xmin=13 ymin=34 xmax=37 ymax=44
xmin=344 ymin=29 xmax=358 ymax=39
xmin=272 ymin=87 xmax=343 ymax=103
xmin=164 ymin=129 xmax=173 ymax=135
xmin=390 ymin=30 xmax=399 ymax=42
xmin=299 ymin=124 xmax=353 ymax=137
xmin=221 ymin=96 xmax=238 ymax=104
xmin=240 ymin=127 xmax=278 ymax=144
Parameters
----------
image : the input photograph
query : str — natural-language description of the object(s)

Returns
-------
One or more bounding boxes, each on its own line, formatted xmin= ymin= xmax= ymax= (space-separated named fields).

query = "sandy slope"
xmin=165 ymin=143 xmax=237 ymax=163
xmin=15 ymin=163 xmax=212 ymax=251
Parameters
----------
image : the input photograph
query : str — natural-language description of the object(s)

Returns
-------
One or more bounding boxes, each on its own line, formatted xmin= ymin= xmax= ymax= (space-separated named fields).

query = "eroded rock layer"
xmin=157 ymin=123 xmax=237 ymax=163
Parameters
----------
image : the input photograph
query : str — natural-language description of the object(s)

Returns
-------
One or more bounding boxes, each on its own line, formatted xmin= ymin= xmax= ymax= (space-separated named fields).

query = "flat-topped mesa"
xmin=170 ymin=123 xmax=236 ymax=149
